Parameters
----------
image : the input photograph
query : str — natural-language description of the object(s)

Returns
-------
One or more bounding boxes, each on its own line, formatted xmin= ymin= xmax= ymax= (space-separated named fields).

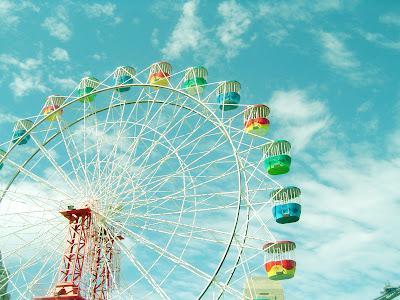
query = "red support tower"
xmin=34 ymin=207 xmax=92 ymax=300
xmin=88 ymin=229 xmax=122 ymax=300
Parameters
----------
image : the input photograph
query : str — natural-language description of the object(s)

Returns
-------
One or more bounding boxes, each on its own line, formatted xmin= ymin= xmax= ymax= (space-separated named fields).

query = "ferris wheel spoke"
xmin=0 ymin=216 xmax=63 ymax=243
xmin=139 ymin=165 xmax=238 ymax=214
xmin=0 ymin=208 xmax=56 ymax=217
xmin=99 ymin=127 xmax=191 ymax=200
xmin=126 ymin=168 xmax=230 ymax=214
xmin=92 ymin=98 xmax=135 ymax=192
xmin=95 ymin=98 xmax=205 ymax=198
xmin=82 ymin=101 xmax=93 ymax=195
xmin=132 ymin=117 xmax=221 ymax=186
xmin=228 ymin=255 xmax=265 ymax=290
xmin=134 ymin=134 xmax=233 ymax=194
xmin=106 ymin=219 xmax=243 ymax=298
xmin=244 ymin=159 xmax=283 ymax=188
xmin=55 ymin=117 xmax=91 ymax=192
xmin=140 ymin=189 xmax=267 ymax=205
xmin=90 ymin=91 xmax=128 ymax=187
xmin=90 ymin=105 xmax=127 ymax=191
xmin=112 ymin=95 xmax=200 ymax=170
xmin=238 ymin=178 xmax=277 ymax=245
xmin=223 ymin=239 xmax=264 ymax=276
xmin=26 ymin=133 xmax=81 ymax=195
xmin=94 ymin=94 xmax=168 ymax=186
xmin=114 ymin=239 xmax=170 ymax=299
xmin=107 ymin=138 xmax=191 ymax=207
xmin=125 ymin=222 xmax=231 ymax=248
xmin=19 ymin=235 xmax=66 ymax=298
xmin=124 ymin=189 xmax=238 ymax=213
xmin=227 ymin=242 xmax=254 ymax=294
xmin=133 ymin=202 xmax=239 ymax=218
xmin=4 ymin=158 xmax=73 ymax=199
xmin=98 ymin=98 xmax=194 ymax=193
xmin=0 ymin=189 xmax=64 ymax=210
xmin=124 ymin=213 xmax=232 ymax=238
xmin=2 ymin=221 xmax=66 ymax=284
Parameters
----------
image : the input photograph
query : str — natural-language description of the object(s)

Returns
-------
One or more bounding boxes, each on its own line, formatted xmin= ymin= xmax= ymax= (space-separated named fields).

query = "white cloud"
xmin=257 ymin=1 xmax=347 ymax=45
xmin=269 ymin=88 xmax=400 ymax=299
xmin=92 ymin=52 xmax=106 ymax=61
xmin=0 ymin=54 xmax=48 ymax=97
xmin=267 ymin=29 xmax=289 ymax=45
xmin=0 ymin=0 xmax=39 ymax=28
xmin=356 ymin=100 xmax=373 ymax=113
xmin=150 ymin=1 xmax=182 ymax=19
xmin=257 ymin=0 xmax=343 ymax=22
xmin=359 ymin=30 xmax=400 ymax=51
xmin=10 ymin=72 xmax=48 ymax=97
xmin=216 ymin=0 xmax=252 ymax=59
xmin=268 ymin=89 xmax=331 ymax=151
xmin=0 ymin=54 xmax=41 ymax=70
xmin=319 ymin=31 xmax=359 ymax=69
xmin=160 ymin=0 xmax=221 ymax=65
xmin=0 ymin=0 xmax=19 ymax=27
xmin=379 ymin=13 xmax=400 ymax=26
xmin=161 ymin=0 xmax=253 ymax=62
xmin=82 ymin=2 xmax=121 ymax=24
xmin=257 ymin=2 xmax=309 ymax=21
xmin=42 ymin=6 xmax=71 ymax=41
xmin=161 ymin=0 xmax=203 ymax=60
xmin=0 ymin=111 xmax=18 ymax=124
xmin=42 ymin=18 xmax=71 ymax=41
xmin=151 ymin=28 xmax=159 ymax=47
xmin=288 ymin=148 xmax=400 ymax=299
xmin=387 ymin=130 xmax=400 ymax=155
xmin=313 ymin=0 xmax=342 ymax=11
xmin=318 ymin=31 xmax=365 ymax=81
xmin=49 ymin=76 xmax=77 ymax=91
xmin=49 ymin=47 xmax=70 ymax=62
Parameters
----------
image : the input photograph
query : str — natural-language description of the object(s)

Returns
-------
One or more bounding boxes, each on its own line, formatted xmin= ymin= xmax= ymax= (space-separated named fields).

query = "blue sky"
xmin=0 ymin=0 xmax=400 ymax=299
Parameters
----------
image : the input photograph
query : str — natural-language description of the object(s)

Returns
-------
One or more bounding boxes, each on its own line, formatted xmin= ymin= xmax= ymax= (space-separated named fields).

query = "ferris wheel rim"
xmin=0 ymin=82 xmax=248 ymax=298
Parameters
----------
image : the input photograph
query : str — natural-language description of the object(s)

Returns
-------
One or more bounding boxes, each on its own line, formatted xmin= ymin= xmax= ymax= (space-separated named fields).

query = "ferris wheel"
xmin=0 ymin=62 xmax=302 ymax=299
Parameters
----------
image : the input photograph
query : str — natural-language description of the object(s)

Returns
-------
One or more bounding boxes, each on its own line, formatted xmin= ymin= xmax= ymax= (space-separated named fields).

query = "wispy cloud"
xmin=0 ymin=54 xmax=48 ymax=97
xmin=0 ymin=111 xmax=18 ymax=125
xmin=9 ymin=72 xmax=48 ymax=97
xmin=82 ymin=2 xmax=122 ymax=24
xmin=92 ymin=52 xmax=107 ymax=61
xmin=161 ymin=0 xmax=204 ymax=60
xmin=49 ymin=47 xmax=70 ymax=62
xmin=268 ymin=89 xmax=331 ymax=151
xmin=319 ymin=31 xmax=359 ymax=69
xmin=216 ymin=0 xmax=252 ymax=59
xmin=359 ymin=30 xmax=400 ymax=51
xmin=289 ymin=145 xmax=400 ymax=299
xmin=42 ymin=6 xmax=71 ymax=41
xmin=0 ymin=0 xmax=20 ymax=27
xmin=257 ymin=1 xmax=347 ymax=45
xmin=0 ymin=0 xmax=39 ymax=29
xmin=151 ymin=28 xmax=159 ymax=47
xmin=356 ymin=100 xmax=373 ymax=113
xmin=161 ymin=0 xmax=253 ymax=64
xmin=270 ymin=88 xmax=400 ymax=299
xmin=0 ymin=54 xmax=41 ymax=70
xmin=379 ymin=13 xmax=400 ymax=26
xmin=257 ymin=0 xmax=343 ymax=22
xmin=48 ymin=76 xmax=77 ymax=91
xmin=318 ymin=31 xmax=365 ymax=81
